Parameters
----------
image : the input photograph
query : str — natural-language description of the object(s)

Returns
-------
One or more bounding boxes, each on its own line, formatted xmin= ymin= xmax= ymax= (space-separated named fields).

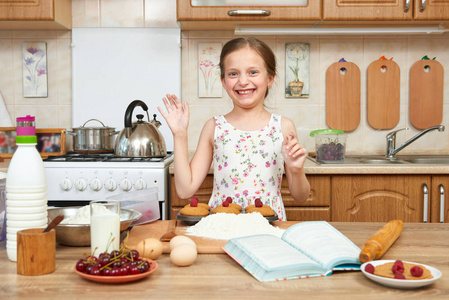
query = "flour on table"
xmin=186 ymin=213 xmax=285 ymax=240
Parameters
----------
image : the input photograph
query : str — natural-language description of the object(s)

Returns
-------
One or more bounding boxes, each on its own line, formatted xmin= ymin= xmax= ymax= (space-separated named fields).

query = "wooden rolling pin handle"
xmin=359 ymin=219 xmax=404 ymax=263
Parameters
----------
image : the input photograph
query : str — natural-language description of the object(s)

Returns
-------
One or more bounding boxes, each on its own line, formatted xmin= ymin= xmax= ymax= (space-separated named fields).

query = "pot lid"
xmin=73 ymin=119 xmax=115 ymax=130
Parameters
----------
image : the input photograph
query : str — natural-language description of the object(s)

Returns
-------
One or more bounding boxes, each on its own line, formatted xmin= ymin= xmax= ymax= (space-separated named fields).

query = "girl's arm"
xmin=281 ymin=117 xmax=310 ymax=203
xmin=158 ymin=94 xmax=214 ymax=199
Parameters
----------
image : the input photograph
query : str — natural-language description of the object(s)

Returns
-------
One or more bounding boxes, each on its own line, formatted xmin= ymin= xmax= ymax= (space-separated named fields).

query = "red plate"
xmin=74 ymin=258 xmax=158 ymax=283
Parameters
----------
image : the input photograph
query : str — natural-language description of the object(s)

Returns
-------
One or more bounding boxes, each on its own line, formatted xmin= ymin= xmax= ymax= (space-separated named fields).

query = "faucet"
xmin=386 ymin=125 xmax=445 ymax=159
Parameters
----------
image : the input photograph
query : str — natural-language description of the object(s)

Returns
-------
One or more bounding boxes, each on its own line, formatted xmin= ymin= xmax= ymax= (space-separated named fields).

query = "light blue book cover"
xmin=223 ymin=221 xmax=361 ymax=282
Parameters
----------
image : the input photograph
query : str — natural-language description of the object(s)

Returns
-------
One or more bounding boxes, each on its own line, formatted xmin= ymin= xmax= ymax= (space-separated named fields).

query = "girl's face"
xmin=221 ymin=47 xmax=274 ymax=109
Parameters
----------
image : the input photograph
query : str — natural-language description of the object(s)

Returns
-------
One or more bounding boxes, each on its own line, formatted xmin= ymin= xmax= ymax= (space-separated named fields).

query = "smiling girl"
xmin=158 ymin=37 xmax=310 ymax=221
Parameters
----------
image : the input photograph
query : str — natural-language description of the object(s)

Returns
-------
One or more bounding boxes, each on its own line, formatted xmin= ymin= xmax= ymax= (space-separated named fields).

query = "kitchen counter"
xmin=0 ymin=222 xmax=448 ymax=299
xmin=169 ymin=156 xmax=449 ymax=175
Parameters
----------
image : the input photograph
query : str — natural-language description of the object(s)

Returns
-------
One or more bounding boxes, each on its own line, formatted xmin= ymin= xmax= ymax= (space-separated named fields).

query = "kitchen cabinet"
xmin=170 ymin=174 xmax=330 ymax=221
xmin=323 ymin=0 xmax=449 ymax=21
xmin=0 ymin=0 xmax=71 ymax=30
xmin=430 ymin=175 xmax=449 ymax=223
xmin=330 ymin=174 xmax=444 ymax=223
xmin=177 ymin=0 xmax=321 ymax=30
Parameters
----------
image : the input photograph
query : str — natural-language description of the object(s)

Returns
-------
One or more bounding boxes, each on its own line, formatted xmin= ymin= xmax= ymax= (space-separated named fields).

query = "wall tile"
xmin=15 ymin=105 xmax=59 ymax=128
xmin=100 ymin=0 xmax=144 ymax=27
xmin=56 ymin=39 xmax=72 ymax=105
xmin=145 ymin=0 xmax=178 ymax=28
xmin=72 ymin=0 xmax=100 ymax=27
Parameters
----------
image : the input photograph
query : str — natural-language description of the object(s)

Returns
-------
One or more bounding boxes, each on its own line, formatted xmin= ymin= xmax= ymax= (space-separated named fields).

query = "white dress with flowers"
xmin=209 ymin=114 xmax=287 ymax=221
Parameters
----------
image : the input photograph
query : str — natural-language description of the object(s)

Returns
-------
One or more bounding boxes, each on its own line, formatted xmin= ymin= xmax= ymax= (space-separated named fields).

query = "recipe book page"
xmin=282 ymin=221 xmax=361 ymax=270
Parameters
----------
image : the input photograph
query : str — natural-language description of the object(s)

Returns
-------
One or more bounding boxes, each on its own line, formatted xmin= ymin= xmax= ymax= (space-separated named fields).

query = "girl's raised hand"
xmin=157 ymin=94 xmax=189 ymax=136
xmin=282 ymin=132 xmax=307 ymax=170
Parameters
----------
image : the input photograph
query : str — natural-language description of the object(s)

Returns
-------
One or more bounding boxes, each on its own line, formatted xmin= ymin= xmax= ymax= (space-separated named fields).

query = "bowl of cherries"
xmin=74 ymin=247 xmax=158 ymax=283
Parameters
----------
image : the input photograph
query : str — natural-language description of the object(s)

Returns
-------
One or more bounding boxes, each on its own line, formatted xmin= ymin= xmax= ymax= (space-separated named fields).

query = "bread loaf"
xmin=359 ymin=219 xmax=404 ymax=263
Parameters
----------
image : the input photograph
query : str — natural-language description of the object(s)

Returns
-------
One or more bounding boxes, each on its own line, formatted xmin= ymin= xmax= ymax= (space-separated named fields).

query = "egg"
xmin=135 ymin=238 xmax=163 ymax=260
xmin=170 ymin=244 xmax=197 ymax=267
xmin=169 ymin=235 xmax=196 ymax=251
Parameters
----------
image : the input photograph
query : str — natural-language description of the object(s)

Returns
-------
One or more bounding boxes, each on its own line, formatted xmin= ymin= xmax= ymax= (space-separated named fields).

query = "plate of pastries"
xmin=177 ymin=196 xmax=278 ymax=224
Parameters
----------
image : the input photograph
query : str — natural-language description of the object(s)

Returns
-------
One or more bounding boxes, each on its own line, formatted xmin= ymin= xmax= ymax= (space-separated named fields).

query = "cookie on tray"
xmin=180 ymin=196 xmax=210 ymax=216
xmin=224 ymin=197 xmax=242 ymax=211
xmin=211 ymin=198 xmax=241 ymax=215
xmin=245 ymin=198 xmax=275 ymax=217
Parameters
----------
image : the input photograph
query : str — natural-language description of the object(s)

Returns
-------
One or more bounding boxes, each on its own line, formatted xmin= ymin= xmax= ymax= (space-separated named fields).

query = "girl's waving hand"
xmin=158 ymin=94 xmax=189 ymax=135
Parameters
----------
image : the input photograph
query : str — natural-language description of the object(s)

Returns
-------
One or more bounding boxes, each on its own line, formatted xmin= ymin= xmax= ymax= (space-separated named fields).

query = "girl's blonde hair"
xmin=219 ymin=37 xmax=276 ymax=97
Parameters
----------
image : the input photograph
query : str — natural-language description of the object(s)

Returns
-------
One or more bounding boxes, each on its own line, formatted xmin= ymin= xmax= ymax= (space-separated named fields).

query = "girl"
xmin=158 ymin=37 xmax=310 ymax=221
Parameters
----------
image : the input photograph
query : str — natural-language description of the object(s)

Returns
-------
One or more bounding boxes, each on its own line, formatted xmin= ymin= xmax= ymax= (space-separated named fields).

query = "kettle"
xmin=114 ymin=100 xmax=167 ymax=157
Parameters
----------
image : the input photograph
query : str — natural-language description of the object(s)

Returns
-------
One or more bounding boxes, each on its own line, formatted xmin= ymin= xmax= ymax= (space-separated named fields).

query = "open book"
xmin=222 ymin=221 xmax=361 ymax=282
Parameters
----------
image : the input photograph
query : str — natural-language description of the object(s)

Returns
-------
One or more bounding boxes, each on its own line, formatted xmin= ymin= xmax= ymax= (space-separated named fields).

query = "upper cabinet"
xmin=323 ymin=0 xmax=449 ymax=21
xmin=0 ymin=0 xmax=71 ymax=30
xmin=178 ymin=0 xmax=449 ymax=30
xmin=177 ymin=0 xmax=321 ymax=30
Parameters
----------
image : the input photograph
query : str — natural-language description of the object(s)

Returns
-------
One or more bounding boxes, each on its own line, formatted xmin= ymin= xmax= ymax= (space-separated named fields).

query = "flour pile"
xmin=60 ymin=204 xmax=119 ymax=225
xmin=186 ymin=212 xmax=285 ymax=240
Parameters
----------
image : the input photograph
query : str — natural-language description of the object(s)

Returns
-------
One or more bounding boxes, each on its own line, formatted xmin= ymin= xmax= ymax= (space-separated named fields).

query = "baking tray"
xmin=176 ymin=211 xmax=278 ymax=224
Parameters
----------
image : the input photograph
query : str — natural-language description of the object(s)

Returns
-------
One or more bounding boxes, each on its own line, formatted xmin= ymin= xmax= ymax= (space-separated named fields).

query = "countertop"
xmin=0 ymin=222 xmax=448 ymax=299
xmin=168 ymin=153 xmax=449 ymax=175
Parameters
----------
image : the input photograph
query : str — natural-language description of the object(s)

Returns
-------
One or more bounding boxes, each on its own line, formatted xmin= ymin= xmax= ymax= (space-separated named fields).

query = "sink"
xmin=308 ymin=155 xmax=449 ymax=165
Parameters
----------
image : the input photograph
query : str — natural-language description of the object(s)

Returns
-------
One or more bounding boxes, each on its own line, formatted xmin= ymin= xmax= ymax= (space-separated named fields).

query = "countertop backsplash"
xmin=0 ymin=0 xmax=448 ymax=156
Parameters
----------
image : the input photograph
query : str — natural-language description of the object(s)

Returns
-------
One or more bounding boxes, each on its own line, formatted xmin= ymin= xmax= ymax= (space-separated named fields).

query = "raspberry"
xmin=392 ymin=260 xmax=404 ymax=274
xmin=255 ymin=198 xmax=263 ymax=208
xmin=410 ymin=266 xmax=423 ymax=277
xmin=394 ymin=273 xmax=406 ymax=279
xmin=226 ymin=196 xmax=233 ymax=203
xmin=222 ymin=200 xmax=230 ymax=207
xmin=192 ymin=196 xmax=199 ymax=202
xmin=365 ymin=263 xmax=375 ymax=274
xmin=190 ymin=197 xmax=199 ymax=207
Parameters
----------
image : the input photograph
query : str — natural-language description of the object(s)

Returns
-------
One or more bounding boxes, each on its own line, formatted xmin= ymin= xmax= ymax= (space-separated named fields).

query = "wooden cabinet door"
xmin=170 ymin=175 xmax=213 ymax=206
xmin=331 ymin=175 xmax=431 ymax=222
xmin=285 ymin=207 xmax=330 ymax=222
xmin=414 ymin=0 xmax=449 ymax=20
xmin=430 ymin=175 xmax=449 ymax=223
xmin=282 ymin=175 xmax=330 ymax=207
xmin=323 ymin=0 xmax=413 ymax=21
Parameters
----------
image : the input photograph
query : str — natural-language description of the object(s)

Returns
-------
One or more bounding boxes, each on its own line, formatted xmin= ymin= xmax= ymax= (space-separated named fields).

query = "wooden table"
xmin=0 ymin=222 xmax=448 ymax=299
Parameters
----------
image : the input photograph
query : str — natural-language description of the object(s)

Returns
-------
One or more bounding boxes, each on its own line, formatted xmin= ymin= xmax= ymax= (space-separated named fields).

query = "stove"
xmin=43 ymin=152 xmax=174 ymax=220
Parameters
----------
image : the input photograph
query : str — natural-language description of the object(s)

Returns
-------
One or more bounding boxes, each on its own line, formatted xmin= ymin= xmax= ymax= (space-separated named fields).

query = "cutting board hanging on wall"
xmin=326 ymin=62 xmax=360 ymax=131
xmin=409 ymin=60 xmax=444 ymax=130
xmin=367 ymin=60 xmax=400 ymax=130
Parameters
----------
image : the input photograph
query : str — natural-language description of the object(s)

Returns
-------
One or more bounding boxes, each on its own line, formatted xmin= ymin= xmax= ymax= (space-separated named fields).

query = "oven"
xmin=43 ymin=152 xmax=174 ymax=220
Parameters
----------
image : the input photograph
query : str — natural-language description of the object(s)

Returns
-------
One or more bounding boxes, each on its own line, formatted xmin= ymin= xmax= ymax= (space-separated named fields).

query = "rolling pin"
xmin=359 ymin=219 xmax=404 ymax=263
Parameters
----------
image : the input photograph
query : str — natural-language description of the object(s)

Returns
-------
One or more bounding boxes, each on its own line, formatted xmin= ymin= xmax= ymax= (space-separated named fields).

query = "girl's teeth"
xmin=237 ymin=90 xmax=253 ymax=94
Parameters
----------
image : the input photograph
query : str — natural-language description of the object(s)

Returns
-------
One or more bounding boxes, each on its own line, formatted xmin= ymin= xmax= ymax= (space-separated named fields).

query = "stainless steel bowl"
xmin=47 ymin=207 xmax=142 ymax=246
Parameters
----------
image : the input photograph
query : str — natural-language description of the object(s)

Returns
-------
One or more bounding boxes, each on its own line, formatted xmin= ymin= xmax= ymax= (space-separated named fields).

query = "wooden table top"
xmin=0 ymin=222 xmax=448 ymax=299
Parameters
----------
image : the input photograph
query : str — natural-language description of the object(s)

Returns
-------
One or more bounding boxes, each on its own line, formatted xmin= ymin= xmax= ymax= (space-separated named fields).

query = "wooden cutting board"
xmin=326 ymin=62 xmax=361 ymax=131
xmin=410 ymin=60 xmax=444 ymax=129
xmin=127 ymin=220 xmax=295 ymax=254
xmin=367 ymin=60 xmax=400 ymax=130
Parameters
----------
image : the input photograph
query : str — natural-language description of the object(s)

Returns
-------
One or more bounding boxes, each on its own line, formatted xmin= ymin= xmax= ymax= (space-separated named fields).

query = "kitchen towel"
xmin=0 ymin=91 xmax=13 ymax=127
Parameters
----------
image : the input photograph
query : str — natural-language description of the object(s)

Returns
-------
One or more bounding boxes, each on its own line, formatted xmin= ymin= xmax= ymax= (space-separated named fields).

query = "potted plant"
xmin=287 ymin=43 xmax=307 ymax=97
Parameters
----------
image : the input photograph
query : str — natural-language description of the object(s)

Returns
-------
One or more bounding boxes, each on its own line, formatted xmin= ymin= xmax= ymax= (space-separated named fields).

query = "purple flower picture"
xmin=22 ymin=42 xmax=47 ymax=97
xmin=198 ymin=43 xmax=222 ymax=98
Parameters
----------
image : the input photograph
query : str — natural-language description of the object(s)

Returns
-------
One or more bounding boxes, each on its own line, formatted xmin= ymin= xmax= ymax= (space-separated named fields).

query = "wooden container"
xmin=17 ymin=228 xmax=55 ymax=276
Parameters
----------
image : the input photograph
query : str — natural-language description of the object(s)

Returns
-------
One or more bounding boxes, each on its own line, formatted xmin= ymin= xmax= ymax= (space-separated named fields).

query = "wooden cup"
xmin=17 ymin=228 xmax=55 ymax=276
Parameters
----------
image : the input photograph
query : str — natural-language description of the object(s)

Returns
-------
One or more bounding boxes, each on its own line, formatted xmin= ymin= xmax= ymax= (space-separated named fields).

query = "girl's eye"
xmin=249 ymin=70 xmax=258 ymax=75
xmin=228 ymin=72 xmax=237 ymax=77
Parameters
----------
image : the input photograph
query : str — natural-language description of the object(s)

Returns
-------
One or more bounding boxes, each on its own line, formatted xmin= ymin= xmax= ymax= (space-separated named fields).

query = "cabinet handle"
xmin=439 ymin=184 xmax=445 ymax=223
xmin=404 ymin=0 xmax=411 ymax=12
xmin=228 ymin=10 xmax=271 ymax=16
xmin=420 ymin=0 xmax=427 ymax=12
xmin=422 ymin=183 xmax=428 ymax=223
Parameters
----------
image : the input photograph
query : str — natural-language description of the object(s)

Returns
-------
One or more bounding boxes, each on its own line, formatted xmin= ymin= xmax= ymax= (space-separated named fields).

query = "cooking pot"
xmin=66 ymin=119 xmax=117 ymax=152
xmin=114 ymin=100 xmax=167 ymax=157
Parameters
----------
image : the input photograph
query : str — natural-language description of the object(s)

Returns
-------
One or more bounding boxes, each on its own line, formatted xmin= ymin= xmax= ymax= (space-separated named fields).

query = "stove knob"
xmin=60 ymin=178 xmax=73 ymax=191
xmin=90 ymin=178 xmax=103 ymax=191
xmin=75 ymin=178 xmax=88 ymax=191
xmin=119 ymin=179 xmax=132 ymax=191
xmin=104 ymin=178 xmax=117 ymax=191
xmin=134 ymin=179 xmax=147 ymax=190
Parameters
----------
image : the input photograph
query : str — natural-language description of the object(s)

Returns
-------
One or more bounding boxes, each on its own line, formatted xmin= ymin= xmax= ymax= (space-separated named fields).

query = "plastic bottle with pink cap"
xmin=6 ymin=115 xmax=47 ymax=262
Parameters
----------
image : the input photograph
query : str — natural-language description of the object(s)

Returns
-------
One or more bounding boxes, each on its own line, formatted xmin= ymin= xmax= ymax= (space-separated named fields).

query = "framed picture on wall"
xmin=0 ymin=128 xmax=66 ymax=159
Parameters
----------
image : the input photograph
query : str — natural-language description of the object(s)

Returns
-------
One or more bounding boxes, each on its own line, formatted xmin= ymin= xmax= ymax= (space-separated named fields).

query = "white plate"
xmin=361 ymin=260 xmax=442 ymax=289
